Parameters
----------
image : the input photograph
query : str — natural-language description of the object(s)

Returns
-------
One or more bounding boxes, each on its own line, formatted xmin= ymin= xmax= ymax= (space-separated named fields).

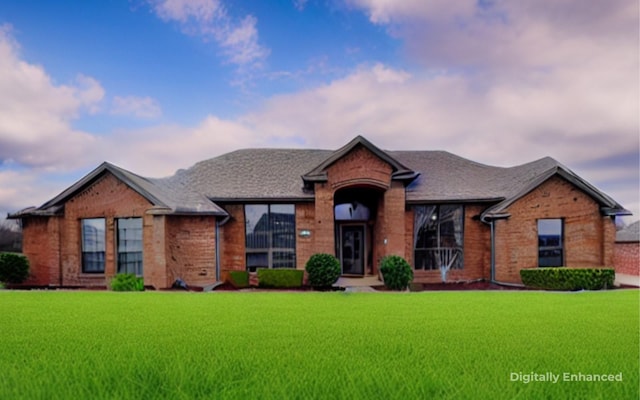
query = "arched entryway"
xmin=334 ymin=187 xmax=384 ymax=276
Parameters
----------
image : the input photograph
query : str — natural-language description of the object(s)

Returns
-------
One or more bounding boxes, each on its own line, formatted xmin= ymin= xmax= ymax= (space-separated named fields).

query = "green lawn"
xmin=1 ymin=290 xmax=638 ymax=399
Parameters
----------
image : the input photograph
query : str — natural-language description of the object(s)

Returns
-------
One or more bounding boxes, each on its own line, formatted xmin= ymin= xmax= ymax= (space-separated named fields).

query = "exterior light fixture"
xmin=299 ymin=229 xmax=312 ymax=238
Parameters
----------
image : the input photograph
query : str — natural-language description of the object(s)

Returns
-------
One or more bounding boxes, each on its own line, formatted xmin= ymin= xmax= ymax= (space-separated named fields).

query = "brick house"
xmin=10 ymin=136 xmax=630 ymax=289
xmin=614 ymin=221 xmax=640 ymax=276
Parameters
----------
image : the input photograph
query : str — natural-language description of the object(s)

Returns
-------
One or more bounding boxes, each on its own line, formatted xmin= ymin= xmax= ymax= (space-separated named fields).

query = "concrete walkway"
xmin=334 ymin=276 xmax=382 ymax=291
xmin=615 ymin=273 xmax=640 ymax=287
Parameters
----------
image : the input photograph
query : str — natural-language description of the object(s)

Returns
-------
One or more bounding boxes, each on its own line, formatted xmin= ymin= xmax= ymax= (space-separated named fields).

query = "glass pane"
xmin=341 ymin=226 xmax=364 ymax=275
xmin=245 ymin=205 xmax=269 ymax=249
xmin=82 ymin=218 xmax=105 ymax=252
xmin=335 ymin=202 xmax=370 ymax=220
xmin=538 ymin=219 xmax=563 ymax=267
xmin=247 ymin=252 xmax=269 ymax=271
xmin=273 ymin=251 xmax=296 ymax=268
xmin=413 ymin=205 xmax=464 ymax=270
xmin=271 ymin=205 xmax=295 ymax=249
xmin=117 ymin=218 xmax=143 ymax=275
xmin=245 ymin=205 xmax=296 ymax=269
xmin=82 ymin=219 xmax=105 ymax=273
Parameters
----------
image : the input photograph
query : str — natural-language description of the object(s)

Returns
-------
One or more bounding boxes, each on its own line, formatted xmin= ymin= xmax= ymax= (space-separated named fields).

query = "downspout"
xmin=215 ymin=220 xmax=221 ymax=282
xmin=489 ymin=219 xmax=495 ymax=283
xmin=481 ymin=214 xmax=525 ymax=288
xmin=215 ymin=214 xmax=230 ymax=283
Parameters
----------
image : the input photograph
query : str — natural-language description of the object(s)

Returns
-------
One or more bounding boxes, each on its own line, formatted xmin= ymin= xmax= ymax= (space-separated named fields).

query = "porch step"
xmin=334 ymin=276 xmax=383 ymax=288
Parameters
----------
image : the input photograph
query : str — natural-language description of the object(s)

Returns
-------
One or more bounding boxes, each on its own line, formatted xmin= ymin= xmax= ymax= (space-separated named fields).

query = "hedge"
xmin=228 ymin=271 xmax=250 ymax=288
xmin=110 ymin=273 xmax=145 ymax=291
xmin=520 ymin=267 xmax=615 ymax=291
xmin=257 ymin=269 xmax=304 ymax=288
xmin=0 ymin=252 xmax=30 ymax=284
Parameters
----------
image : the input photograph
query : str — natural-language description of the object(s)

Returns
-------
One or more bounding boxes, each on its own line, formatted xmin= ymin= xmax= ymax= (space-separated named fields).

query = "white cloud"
xmin=293 ymin=0 xmax=308 ymax=12
xmin=347 ymin=0 xmax=638 ymax=73
xmin=1 ymin=1 xmax=637 ymax=222
xmin=111 ymin=96 xmax=162 ymax=119
xmin=147 ymin=0 xmax=269 ymax=70
xmin=0 ymin=25 xmax=105 ymax=169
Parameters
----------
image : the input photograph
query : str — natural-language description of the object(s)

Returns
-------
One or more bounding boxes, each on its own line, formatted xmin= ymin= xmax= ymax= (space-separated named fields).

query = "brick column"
xmin=314 ymin=183 xmax=335 ymax=255
xmin=382 ymin=182 xmax=406 ymax=258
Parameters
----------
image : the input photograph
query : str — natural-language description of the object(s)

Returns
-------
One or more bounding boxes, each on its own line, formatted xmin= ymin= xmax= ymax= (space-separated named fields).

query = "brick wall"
xmin=219 ymin=204 xmax=246 ymax=281
xmin=295 ymin=202 xmax=315 ymax=269
xmin=21 ymin=216 xmax=61 ymax=286
xmin=326 ymin=145 xmax=392 ymax=190
xmin=494 ymin=175 xmax=613 ymax=284
xmin=165 ymin=215 xmax=217 ymax=287
xmin=60 ymin=173 xmax=153 ymax=287
xmin=19 ymin=172 xmax=222 ymax=289
xmin=614 ymin=241 xmax=640 ymax=276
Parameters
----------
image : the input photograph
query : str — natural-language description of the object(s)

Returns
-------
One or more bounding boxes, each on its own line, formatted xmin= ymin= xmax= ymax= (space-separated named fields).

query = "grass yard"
xmin=0 ymin=290 xmax=638 ymax=399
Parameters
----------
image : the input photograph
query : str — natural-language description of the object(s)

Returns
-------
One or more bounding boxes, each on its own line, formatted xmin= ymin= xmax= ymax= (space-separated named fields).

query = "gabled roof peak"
xmin=302 ymin=135 xmax=419 ymax=184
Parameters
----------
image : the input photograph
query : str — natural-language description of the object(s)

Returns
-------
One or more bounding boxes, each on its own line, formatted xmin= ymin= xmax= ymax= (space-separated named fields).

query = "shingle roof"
xmin=11 ymin=137 xmax=630 ymax=219
xmin=616 ymin=221 xmax=640 ymax=242
xmin=11 ymin=162 xmax=226 ymax=217
xmin=168 ymin=144 xmax=628 ymax=218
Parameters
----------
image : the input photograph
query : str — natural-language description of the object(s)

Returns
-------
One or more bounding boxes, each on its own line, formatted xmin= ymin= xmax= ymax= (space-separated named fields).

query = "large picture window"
xmin=82 ymin=218 xmax=106 ymax=273
xmin=538 ymin=219 xmax=563 ymax=267
xmin=117 ymin=218 xmax=143 ymax=275
xmin=245 ymin=204 xmax=295 ymax=271
xmin=414 ymin=205 xmax=464 ymax=270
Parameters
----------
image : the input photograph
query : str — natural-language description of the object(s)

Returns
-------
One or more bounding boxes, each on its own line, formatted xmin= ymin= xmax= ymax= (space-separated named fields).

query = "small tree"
xmin=0 ymin=252 xmax=30 ymax=284
xmin=379 ymin=255 xmax=413 ymax=291
xmin=305 ymin=253 xmax=341 ymax=289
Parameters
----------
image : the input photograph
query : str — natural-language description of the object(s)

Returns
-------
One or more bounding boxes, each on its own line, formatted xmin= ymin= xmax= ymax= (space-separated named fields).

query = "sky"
xmin=0 ymin=0 xmax=638 ymax=224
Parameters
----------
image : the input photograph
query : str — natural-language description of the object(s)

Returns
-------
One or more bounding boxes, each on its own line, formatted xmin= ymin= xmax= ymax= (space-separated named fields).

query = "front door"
xmin=339 ymin=224 xmax=365 ymax=275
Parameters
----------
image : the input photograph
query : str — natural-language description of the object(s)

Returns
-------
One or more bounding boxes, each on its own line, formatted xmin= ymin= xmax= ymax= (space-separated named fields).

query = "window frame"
xmin=537 ymin=218 xmax=564 ymax=267
xmin=244 ymin=204 xmax=296 ymax=271
xmin=413 ymin=204 xmax=465 ymax=271
xmin=81 ymin=218 xmax=106 ymax=274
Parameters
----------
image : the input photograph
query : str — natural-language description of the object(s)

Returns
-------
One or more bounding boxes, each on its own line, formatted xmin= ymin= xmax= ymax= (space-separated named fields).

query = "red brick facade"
xmin=614 ymin=242 xmax=640 ymax=276
xmin=19 ymin=172 xmax=218 ymax=289
xmin=17 ymin=143 xmax=624 ymax=288
xmin=493 ymin=176 xmax=615 ymax=283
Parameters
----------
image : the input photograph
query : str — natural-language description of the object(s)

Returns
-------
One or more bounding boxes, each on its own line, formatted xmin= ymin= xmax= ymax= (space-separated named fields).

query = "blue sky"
xmin=0 ymin=0 xmax=638 ymax=223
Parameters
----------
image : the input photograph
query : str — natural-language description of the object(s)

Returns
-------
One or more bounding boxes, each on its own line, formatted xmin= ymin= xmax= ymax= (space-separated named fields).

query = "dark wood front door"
xmin=339 ymin=224 xmax=365 ymax=275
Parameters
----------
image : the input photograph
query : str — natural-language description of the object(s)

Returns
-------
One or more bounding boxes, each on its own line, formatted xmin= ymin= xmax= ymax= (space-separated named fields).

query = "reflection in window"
xmin=82 ymin=218 xmax=106 ymax=273
xmin=335 ymin=202 xmax=370 ymax=220
xmin=413 ymin=205 xmax=464 ymax=270
xmin=538 ymin=219 xmax=563 ymax=267
xmin=117 ymin=218 xmax=143 ymax=275
xmin=245 ymin=204 xmax=295 ymax=271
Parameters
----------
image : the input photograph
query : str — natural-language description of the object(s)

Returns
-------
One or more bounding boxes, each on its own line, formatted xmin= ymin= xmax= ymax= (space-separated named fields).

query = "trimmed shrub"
xmin=380 ymin=255 xmax=413 ymax=291
xmin=305 ymin=253 xmax=341 ymax=289
xmin=0 ymin=252 xmax=29 ymax=284
xmin=257 ymin=269 xmax=304 ymax=288
xmin=228 ymin=271 xmax=250 ymax=288
xmin=520 ymin=267 xmax=615 ymax=291
xmin=110 ymin=273 xmax=145 ymax=291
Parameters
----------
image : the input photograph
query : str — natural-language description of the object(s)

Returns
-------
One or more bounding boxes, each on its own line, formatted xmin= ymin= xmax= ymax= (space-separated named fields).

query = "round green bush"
xmin=0 ymin=252 xmax=30 ymax=284
xmin=305 ymin=253 xmax=341 ymax=288
xmin=380 ymin=255 xmax=413 ymax=291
